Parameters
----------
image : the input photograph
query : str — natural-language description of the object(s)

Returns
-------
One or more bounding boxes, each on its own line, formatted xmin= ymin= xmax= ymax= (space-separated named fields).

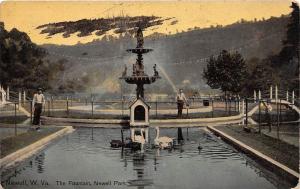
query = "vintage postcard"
xmin=0 ymin=0 xmax=299 ymax=189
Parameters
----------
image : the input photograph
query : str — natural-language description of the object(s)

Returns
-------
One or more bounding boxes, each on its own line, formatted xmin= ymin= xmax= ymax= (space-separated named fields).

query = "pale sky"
xmin=0 ymin=0 xmax=292 ymax=45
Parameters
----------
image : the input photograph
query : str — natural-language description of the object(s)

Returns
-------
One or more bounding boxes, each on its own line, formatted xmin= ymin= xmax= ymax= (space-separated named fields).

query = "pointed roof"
xmin=129 ymin=97 xmax=150 ymax=108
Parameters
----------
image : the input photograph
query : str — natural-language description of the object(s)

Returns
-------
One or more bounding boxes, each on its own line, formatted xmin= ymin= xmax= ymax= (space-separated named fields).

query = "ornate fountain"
xmin=120 ymin=27 xmax=160 ymax=99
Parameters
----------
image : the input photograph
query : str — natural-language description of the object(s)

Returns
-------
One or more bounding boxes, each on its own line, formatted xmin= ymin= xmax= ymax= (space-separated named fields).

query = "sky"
xmin=0 ymin=0 xmax=292 ymax=45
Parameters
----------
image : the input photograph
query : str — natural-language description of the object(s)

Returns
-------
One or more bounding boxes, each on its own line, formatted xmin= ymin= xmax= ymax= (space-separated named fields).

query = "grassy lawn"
xmin=251 ymin=110 xmax=299 ymax=123
xmin=216 ymin=125 xmax=299 ymax=172
xmin=1 ymin=127 xmax=62 ymax=158
xmin=0 ymin=116 xmax=28 ymax=124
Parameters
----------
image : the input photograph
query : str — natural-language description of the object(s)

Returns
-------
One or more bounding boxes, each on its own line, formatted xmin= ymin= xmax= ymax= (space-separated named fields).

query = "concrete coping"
xmin=207 ymin=126 xmax=299 ymax=184
xmin=0 ymin=126 xmax=75 ymax=170
xmin=42 ymin=113 xmax=243 ymax=125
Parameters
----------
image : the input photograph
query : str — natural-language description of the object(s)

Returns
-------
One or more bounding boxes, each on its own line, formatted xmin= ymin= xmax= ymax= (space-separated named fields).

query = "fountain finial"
xmin=136 ymin=27 xmax=144 ymax=48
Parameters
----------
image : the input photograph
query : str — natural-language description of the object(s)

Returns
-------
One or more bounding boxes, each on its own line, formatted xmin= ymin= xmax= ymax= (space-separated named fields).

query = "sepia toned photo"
xmin=0 ymin=0 xmax=299 ymax=188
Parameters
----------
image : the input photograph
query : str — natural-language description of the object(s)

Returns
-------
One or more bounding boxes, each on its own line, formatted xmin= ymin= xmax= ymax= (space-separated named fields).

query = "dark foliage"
xmin=0 ymin=23 xmax=49 ymax=92
xmin=203 ymin=50 xmax=247 ymax=95
xmin=279 ymin=2 xmax=299 ymax=62
xmin=273 ymin=2 xmax=299 ymax=93
xmin=242 ymin=57 xmax=280 ymax=95
xmin=240 ymin=3 xmax=299 ymax=96
xmin=0 ymin=23 xmax=87 ymax=94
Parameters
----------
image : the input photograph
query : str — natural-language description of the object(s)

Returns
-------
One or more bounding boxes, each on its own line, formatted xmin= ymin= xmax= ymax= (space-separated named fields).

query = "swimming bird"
xmin=154 ymin=127 xmax=174 ymax=149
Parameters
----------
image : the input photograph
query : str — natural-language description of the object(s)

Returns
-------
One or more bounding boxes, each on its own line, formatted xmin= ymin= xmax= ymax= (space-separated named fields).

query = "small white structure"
xmin=129 ymin=98 xmax=150 ymax=127
xmin=0 ymin=85 xmax=7 ymax=105
xmin=18 ymin=91 xmax=22 ymax=105
xmin=23 ymin=91 xmax=26 ymax=102
xmin=6 ymin=86 xmax=9 ymax=101
xmin=129 ymin=98 xmax=151 ymax=152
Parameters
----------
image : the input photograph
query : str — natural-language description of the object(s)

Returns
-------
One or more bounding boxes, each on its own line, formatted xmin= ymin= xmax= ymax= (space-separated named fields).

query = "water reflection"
xmin=34 ymin=153 xmax=45 ymax=174
xmin=0 ymin=127 xmax=295 ymax=189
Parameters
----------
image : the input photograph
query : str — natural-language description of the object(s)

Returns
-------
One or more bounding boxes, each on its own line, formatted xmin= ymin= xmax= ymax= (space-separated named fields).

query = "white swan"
xmin=131 ymin=128 xmax=146 ymax=144
xmin=154 ymin=127 xmax=174 ymax=149
xmin=130 ymin=128 xmax=147 ymax=152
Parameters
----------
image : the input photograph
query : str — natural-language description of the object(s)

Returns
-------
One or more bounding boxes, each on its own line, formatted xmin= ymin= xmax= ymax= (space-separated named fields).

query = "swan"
xmin=131 ymin=128 xmax=146 ymax=144
xmin=154 ymin=127 xmax=174 ymax=149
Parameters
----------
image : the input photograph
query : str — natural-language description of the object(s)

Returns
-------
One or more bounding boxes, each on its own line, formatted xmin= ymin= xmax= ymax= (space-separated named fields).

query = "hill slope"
xmin=41 ymin=16 xmax=288 ymax=94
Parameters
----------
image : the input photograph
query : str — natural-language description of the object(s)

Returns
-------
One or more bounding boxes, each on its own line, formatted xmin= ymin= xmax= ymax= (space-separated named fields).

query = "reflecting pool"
xmin=1 ymin=127 xmax=293 ymax=189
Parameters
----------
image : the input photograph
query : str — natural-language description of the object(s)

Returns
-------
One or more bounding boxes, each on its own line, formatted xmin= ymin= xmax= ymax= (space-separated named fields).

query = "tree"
xmin=203 ymin=50 xmax=247 ymax=96
xmin=0 ymin=23 xmax=49 ymax=92
xmin=242 ymin=57 xmax=280 ymax=95
xmin=279 ymin=2 xmax=299 ymax=63
xmin=272 ymin=2 xmax=299 ymax=94
xmin=0 ymin=22 xmax=75 ymax=94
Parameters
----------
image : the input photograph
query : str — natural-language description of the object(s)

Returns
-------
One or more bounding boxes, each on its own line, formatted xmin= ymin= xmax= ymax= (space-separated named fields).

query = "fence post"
xmin=234 ymin=98 xmax=237 ymax=112
xmin=238 ymin=97 xmax=240 ymax=113
xmin=242 ymin=99 xmax=245 ymax=115
xmin=186 ymin=106 xmax=189 ymax=118
xmin=6 ymin=86 xmax=9 ymax=101
xmin=211 ymin=99 xmax=214 ymax=118
xmin=51 ymin=96 xmax=54 ymax=113
xmin=14 ymin=103 xmax=17 ymax=136
xmin=254 ymin=90 xmax=256 ymax=102
xmin=122 ymin=96 xmax=124 ymax=117
xmin=18 ymin=91 xmax=21 ymax=108
xmin=229 ymin=97 xmax=232 ymax=116
xmin=292 ymin=91 xmax=295 ymax=104
xmin=245 ymin=98 xmax=248 ymax=127
xmin=66 ymin=97 xmax=69 ymax=117
xmin=267 ymin=102 xmax=271 ymax=132
xmin=225 ymin=97 xmax=227 ymax=114
xmin=30 ymin=100 xmax=33 ymax=124
xmin=286 ymin=91 xmax=289 ymax=102
xmin=23 ymin=91 xmax=26 ymax=105
xmin=91 ymin=100 xmax=94 ymax=118
xmin=258 ymin=100 xmax=261 ymax=134
xmin=48 ymin=100 xmax=50 ymax=116
xmin=275 ymin=85 xmax=278 ymax=102
xmin=276 ymin=99 xmax=279 ymax=139
xmin=270 ymin=85 xmax=273 ymax=100
xmin=155 ymin=100 xmax=158 ymax=118
xmin=279 ymin=99 xmax=282 ymax=124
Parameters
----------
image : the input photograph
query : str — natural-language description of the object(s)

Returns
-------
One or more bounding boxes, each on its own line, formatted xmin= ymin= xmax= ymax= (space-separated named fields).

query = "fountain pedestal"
xmin=120 ymin=27 xmax=160 ymax=99
xmin=119 ymin=27 xmax=161 ymax=151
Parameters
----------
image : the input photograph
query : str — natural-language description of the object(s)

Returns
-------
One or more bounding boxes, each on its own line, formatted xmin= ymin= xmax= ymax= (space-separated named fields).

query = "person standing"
xmin=176 ymin=89 xmax=187 ymax=118
xmin=32 ymin=88 xmax=45 ymax=127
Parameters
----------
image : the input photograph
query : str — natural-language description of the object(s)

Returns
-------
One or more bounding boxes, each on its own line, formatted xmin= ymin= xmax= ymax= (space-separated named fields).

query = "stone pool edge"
xmin=41 ymin=113 xmax=243 ymax=127
xmin=207 ymin=126 xmax=299 ymax=186
xmin=0 ymin=126 xmax=75 ymax=171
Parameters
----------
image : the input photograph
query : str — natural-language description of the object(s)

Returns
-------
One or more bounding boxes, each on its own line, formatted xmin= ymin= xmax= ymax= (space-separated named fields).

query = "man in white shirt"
xmin=32 ymin=88 xmax=45 ymax=126
xmin=176 ymin=89 xmax=187 ymax=118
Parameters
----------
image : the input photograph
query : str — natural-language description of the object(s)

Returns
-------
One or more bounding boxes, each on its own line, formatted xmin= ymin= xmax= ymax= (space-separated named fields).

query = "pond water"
xmin=1 ymin=127 xmax=294 ymax=189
